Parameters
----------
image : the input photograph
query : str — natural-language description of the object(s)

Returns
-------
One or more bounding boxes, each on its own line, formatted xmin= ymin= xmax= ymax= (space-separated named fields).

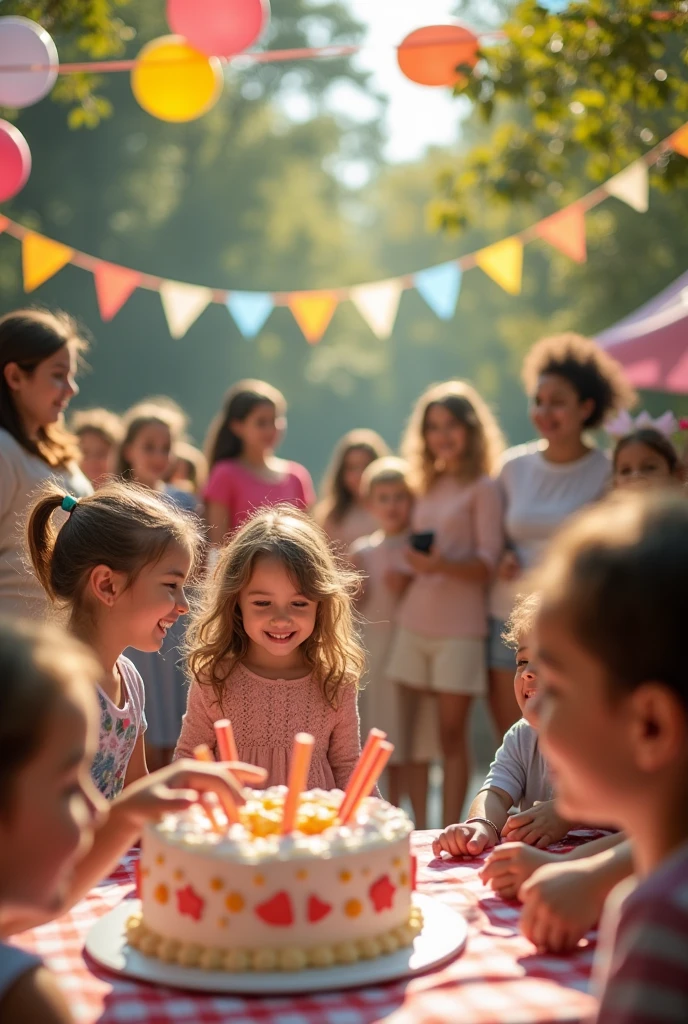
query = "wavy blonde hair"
xmin=187 ymin=505 xmax=364 ymax=710
xmin=401 ymin=381 xmax=504 ymax=493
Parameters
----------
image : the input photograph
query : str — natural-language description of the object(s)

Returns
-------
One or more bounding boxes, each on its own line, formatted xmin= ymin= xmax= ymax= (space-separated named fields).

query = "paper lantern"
xmin=0 ymin=120 xmax=31 ymax=201
xmin=131 ymin=36 xmax=223 ymax=123
xmin=166 ymin=0 xmax=269 ymax=57
xmin=397 ymin=24 xmax=479 ymax=88
xmin=0 ymin=16 xmax=58 ymax=108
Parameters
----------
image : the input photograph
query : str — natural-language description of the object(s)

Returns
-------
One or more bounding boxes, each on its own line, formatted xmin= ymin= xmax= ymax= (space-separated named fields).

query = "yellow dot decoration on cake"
xmin=339 ymin=870 xmax=352 ymax=883
xmin=173 ymin=869 xmax=184 ymax=881
xmin=210 ymin=877 xmax=224 ymax=891
xmin=344 ymin=899 xmax=362 ymax=918
xmin=296 ymin=868 xmax=308 ymax=881
xmin=153 ymin=884 xmax=168 ymax=905
xmin=155 ymin=854 xmax=165 ymax=865
xmin=125 ymin=904 xmax=424 ymax=972
xmin=253 ymin=874 xmax=265 ymax=887
xmin=225 ymin=892 xmax=244 ymax=913
xmin=400 ymin=871 xmax=409 ymax=887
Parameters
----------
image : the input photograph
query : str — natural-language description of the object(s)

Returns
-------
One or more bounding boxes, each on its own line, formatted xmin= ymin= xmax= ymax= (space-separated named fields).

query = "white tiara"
xmin=605 ymin=410 xmax=680 ymax=439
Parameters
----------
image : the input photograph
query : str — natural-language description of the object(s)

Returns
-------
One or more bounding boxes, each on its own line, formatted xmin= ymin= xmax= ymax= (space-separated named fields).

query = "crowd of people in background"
xmin=2 ymin=305 xmax=688 ymax=1021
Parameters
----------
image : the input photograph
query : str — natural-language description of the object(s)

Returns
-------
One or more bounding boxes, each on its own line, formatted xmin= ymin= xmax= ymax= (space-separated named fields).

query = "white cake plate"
xmin=85 ymin=893 xmax=467 ymax=995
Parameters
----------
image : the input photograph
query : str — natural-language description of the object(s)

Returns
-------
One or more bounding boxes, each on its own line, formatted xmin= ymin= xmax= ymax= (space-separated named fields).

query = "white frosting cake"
xmin=127 ymin=787 xmax=421 ymax=971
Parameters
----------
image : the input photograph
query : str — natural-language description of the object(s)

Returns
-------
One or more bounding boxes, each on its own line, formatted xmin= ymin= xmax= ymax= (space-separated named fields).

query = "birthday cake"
xmin=126 ymin=787 xmax=420 ymax=972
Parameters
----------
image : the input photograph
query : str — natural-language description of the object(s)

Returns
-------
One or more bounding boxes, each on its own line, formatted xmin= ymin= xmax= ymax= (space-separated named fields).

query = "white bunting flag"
xmin=350 ymin=279 xmax=403 ymax=339
xmin=160 ymin=281 xmax=213 ymax=339
xmin=605 ymin=160 xmax=649 ymax=213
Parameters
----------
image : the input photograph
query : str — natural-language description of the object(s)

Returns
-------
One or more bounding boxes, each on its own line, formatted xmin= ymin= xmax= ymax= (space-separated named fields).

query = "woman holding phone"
xmin=387 ymin=381 xmax=504 ymax=825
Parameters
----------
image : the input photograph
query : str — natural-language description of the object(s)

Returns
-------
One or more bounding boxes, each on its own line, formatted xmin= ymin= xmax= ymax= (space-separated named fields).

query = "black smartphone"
xmin=410 ymin=531 xmax=435 ymax=554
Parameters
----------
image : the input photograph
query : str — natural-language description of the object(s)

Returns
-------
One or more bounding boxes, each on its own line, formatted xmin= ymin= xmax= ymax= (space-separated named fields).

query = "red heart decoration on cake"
xmin=255 ymin=891 xmax=294 ymax=926
xmin=307 ymin=894 xmax=332 ymax=923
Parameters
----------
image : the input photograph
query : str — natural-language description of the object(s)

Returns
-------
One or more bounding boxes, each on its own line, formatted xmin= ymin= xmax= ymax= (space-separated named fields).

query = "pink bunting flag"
xmin=536 ymin=205 xmax=587 ymax=263
xmin=94 ymin=262 xmax=142 ymax=321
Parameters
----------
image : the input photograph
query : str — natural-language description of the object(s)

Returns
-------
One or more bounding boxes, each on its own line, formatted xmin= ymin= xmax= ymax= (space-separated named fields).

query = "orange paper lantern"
xmin=397 ymin=24 xmax=479 ymax=88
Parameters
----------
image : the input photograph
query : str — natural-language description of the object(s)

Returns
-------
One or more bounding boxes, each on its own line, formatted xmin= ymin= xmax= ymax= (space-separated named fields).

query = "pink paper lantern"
xmin=0 ymin=120 xmax=31 ymax=202
xmin=166 ymin=0 xmax=270 ymax=57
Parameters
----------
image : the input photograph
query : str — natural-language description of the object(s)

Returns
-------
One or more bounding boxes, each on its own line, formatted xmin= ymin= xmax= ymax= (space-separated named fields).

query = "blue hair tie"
xmin=61 ymin=495 xmax=78 ymax=514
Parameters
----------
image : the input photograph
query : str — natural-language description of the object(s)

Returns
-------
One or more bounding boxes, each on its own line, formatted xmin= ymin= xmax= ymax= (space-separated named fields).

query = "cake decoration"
xmin=370 ymin=874 xmax=396 ymax=913
xmin=177 ymin=884 xmax=204 ymax=921
xmin=307 ymin=895 xmax=332 ymax=922
xmin=255 ymin=891 xmax=294 ymax=926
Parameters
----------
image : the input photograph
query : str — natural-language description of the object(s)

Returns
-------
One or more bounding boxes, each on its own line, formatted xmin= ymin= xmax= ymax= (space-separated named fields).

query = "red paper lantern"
xmin=397 ymin=24 xmax=479 ymax=88
xmin=166 ymin=0 xmax=270 ymax=58
xmin=0 ymin=120 xmax=31 ymax=202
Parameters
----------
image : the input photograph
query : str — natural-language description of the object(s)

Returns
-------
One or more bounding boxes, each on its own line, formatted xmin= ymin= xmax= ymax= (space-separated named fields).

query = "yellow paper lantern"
xmin=131 ymin=35 xmax=223 ymax=122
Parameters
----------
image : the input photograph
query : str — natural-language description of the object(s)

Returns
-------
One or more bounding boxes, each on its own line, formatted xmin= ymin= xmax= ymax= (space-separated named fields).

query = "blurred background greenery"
xmin=1 ymin=0 xmax=687 ymax=483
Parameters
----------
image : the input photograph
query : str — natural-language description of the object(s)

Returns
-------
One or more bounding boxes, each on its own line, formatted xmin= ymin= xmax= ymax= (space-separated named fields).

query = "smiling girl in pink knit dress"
xmin=176 ymin=505 xmax=364 ymax=790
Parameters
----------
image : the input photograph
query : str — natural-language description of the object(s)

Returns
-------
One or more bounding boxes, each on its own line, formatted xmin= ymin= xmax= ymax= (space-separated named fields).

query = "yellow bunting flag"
xmin=22 ymin=232 xmax=74 ymax=292
xmin=288 ymin=292 xmax=338 ymax=344
xmin=536 ymin=205 xmax=587 ymax=264
xmin=475 ymin=237 xmax=523 ymax=295
xmin=671 ymin=123 xmax=688 ymax=158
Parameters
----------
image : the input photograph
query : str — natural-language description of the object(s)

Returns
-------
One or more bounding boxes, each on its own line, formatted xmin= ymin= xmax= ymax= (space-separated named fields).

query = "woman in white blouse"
xmin=488 ymin=333 xmax=636 ymax=734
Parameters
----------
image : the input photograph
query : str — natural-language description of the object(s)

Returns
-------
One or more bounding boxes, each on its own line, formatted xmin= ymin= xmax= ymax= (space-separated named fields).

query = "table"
xmin=13 ymin=831 xmax=600 ymax=1024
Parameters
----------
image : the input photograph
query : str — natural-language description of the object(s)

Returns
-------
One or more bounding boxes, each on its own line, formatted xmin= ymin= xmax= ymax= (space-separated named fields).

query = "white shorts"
xmin=386 ymin=627 xmax=487 ymax=696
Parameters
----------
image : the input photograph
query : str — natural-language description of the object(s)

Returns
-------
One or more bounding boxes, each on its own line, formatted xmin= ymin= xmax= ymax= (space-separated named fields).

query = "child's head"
xmin=205 ymin=380 xmax=286 ymax=468
xmin=532 ymin=492 xmax=688 ymax=833
xmin=27 ymin=481 xmax=202 ymax=651
xmin=319 ymin=429 xmax=390 ymax=523
xmin=401 ymin=380 xmax=504 ymax=492
xmin=72 ymin=408 xmax=124 ymax=488
xmin=0 ymin=307 xmax=87 ymax=468
xmin=613 ymin=428 xmax=682 ymax=490
xmin=188 ymin=505 xmax=364 ymax=708
xmin=360 ymin=457 xmax=413 ymax=535
xmin=523 ymin=332 xmax=636 ymax=444
xmin=503 ymin=593 xmax=541 ymax=726
xmin=0 ymin=618 xmax=105 ymax=918
xmin=118 ymin=398 xmax=187 ymax=488
xmin=169 ymin=440 xmax=208 ymax=494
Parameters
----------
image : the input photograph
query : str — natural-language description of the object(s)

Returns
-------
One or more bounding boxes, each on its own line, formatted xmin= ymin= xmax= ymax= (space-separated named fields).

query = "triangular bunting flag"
xmin=159 ymin=281 xmax=213 ymax=339
xmin=22 ymin=232 xmax=74 ymax=292
xmin=288 ymin=291 xmax=338 ymax=344
xmin=0 ymin=215 xmax=8 ymax=235
xmin=670 ymin=123 xmax=688 ymax=158
xmin=414 ymin=262 xmax=462 ymax=320
xmin=536 ymin=205 xmax=587 ymax=263
xmin=605 ymin=161 xmax=649 ymax=213
xmin=475 ymin=237 xmax=523 ymax=295
xmin=94 ymin=262 xmax=141 ymax=321
xmin=350 ymin=279 xmax=403 ymax=339
xmin=226 ymin=291 xmax=274 ymax=338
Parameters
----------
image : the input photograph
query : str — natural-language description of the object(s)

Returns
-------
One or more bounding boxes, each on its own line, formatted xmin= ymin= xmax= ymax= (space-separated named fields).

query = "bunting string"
xmin=1 ymin=121 xmax=686 ymax=341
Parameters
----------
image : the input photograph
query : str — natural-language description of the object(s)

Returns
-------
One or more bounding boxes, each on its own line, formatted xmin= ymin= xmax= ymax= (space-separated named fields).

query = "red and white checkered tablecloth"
xmin=12 ymin=831 xmax=600 ymax=1024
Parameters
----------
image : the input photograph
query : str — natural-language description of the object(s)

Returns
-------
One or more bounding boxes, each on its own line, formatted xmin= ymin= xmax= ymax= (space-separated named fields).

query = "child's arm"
xmin=123 ymin=733 xmax=148 ymax=787
xmin=519 ymin=840 xmax=634 ymax=954
xmin=6 ymin=760 xmax=267 ymax=935
xmin=0 ymin=964 xmax=74 ymax=1024
xmin=174 ymin=680 xmax=219 ymax=761
xmin=328 ymin=683 xmax=362 ymax=791
xmin=432 ymin=786 xmax=513 ymax=858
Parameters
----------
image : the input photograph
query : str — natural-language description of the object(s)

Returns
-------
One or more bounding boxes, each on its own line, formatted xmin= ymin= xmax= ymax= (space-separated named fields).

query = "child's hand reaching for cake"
xmin=501 ymin=800 xmax=570 ymax=849
xmin=432 ymin=819 xmax=499 ymax=858
xmin=114 ymin=759 xmax=268 ymax=828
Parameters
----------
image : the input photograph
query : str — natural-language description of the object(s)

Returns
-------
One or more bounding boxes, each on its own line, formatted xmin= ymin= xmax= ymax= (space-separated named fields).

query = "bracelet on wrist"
xmin=465 ymin=816 xmax=501 ymax=841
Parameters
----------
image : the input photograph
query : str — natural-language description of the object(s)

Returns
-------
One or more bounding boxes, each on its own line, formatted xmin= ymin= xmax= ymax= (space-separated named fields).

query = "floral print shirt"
xmin=91 ymin=656 xmax=147 ymax=800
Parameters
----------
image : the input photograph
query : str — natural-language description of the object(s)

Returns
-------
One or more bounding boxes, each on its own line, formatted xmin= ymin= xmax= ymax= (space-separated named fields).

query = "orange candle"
xmin=337 ymin=728 xmax=386 ymax=824
xmin=340 ymin=741 xmax=394 ymax=825
xmin=281 ymin=733 xmax=315 ymax=834
xmin=193 ymin=743 xmax=240 ymax=825
xmin=214 ymin=718 xmax=239 ymax=763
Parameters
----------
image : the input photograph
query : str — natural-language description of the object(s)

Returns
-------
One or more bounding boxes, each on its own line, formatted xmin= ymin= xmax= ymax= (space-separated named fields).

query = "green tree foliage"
xmin=436 ymin=0 xmax=688 ymax=229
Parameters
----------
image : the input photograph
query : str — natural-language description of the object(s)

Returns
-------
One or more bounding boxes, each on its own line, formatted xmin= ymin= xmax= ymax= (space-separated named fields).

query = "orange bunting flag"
xmin=475 ymin=237 xmax=523 ymax=295
xmin=22 ymin=232 xmax=74 ymax=292
xmin=94 ymin=262 xmax=142 ymax=321
xmin=0 ymin=215 xmax=8 ymax=235
xmin=671 ymin=124 xmax=688 ymax=158
xmin=536 ymin=205 xmax=587 ymax=263
xmin=288 ymin=291 xmax=338 ymax=344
